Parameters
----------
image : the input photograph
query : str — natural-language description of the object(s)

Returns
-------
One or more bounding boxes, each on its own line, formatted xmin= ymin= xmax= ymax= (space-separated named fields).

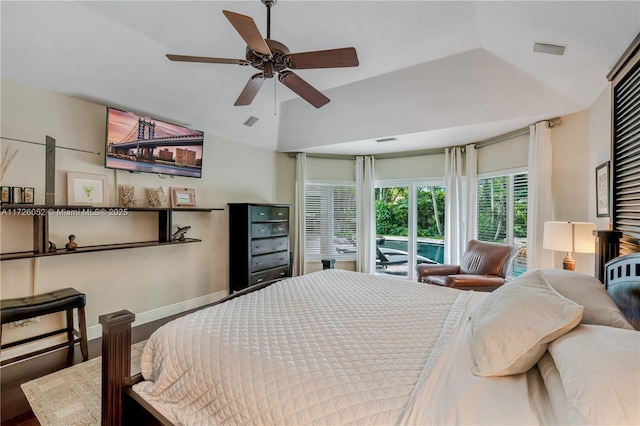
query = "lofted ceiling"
xmin=1 ymin=1 xmax=639 ymax=155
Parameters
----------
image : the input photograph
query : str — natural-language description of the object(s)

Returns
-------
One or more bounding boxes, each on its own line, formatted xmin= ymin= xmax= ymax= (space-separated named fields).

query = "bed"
xmin=100 ymin=258 xmax=640 ymax=425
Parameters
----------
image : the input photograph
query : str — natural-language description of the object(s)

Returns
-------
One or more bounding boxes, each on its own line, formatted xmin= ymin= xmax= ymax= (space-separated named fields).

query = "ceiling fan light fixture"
xmin=532 ymin=42 xmax=567 ymax=56
xmin=243 ymin=116 xmax=260 ymax=127
xmin=375 ymin=137 xmax=397 ymax=143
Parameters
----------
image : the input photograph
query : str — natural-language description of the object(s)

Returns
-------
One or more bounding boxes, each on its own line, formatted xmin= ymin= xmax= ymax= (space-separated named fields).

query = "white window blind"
xmin=305 ymin=183 xmax=357 ymax=259
xmin=477 ymin=172 xmax=528 ymax=278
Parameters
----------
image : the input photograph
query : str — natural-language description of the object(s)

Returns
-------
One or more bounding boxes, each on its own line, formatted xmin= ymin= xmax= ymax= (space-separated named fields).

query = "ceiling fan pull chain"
xmin=274 ymin=76 xmax=277 ymax=115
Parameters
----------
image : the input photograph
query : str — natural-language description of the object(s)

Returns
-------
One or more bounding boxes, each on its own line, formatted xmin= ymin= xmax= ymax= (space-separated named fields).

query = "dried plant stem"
xmin=1 ymin=144 xmax=19 ymax=182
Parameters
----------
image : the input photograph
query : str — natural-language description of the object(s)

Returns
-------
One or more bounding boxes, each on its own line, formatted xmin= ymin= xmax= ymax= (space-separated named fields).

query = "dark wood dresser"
xmin=228 ymin=203 xmax=291 ymax=293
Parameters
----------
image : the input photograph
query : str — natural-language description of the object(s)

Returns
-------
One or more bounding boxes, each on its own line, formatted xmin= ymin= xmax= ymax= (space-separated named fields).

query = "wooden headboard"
xmin=605 ymin=253 xmax=640 ymax=329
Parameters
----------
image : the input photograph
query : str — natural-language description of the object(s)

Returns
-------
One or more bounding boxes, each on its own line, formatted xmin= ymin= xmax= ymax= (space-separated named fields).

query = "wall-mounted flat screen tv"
xmin=105 ymin=107 xmax=204 ymax=178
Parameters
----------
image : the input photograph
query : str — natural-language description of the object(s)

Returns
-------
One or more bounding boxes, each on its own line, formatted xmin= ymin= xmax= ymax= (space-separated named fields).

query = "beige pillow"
xmin=548 ymin=324 xmax=640 ymax=425
xmin=470 ymin=270 xmax=584 ymax=377
xmin=541 ymin=269 xmax=633 ymax=329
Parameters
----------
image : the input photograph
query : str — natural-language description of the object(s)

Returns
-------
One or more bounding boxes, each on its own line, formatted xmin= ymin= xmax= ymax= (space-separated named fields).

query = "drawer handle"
xmin=256 ymin=278 xmax=263 ymax=283
xmin=277 ymin=212 xmax=283 ymax=216
xmin=255 ymin=262 xmax=262 ymax=265
xmin=279 ymin=272 xmax=285 ymax=276
xmin=259 ymin=212 xmax=266 ymax=216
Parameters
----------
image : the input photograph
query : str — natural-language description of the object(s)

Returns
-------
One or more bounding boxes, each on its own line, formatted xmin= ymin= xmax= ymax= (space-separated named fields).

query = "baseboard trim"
xmin=0 ymin=290 xmax=228 ymax=364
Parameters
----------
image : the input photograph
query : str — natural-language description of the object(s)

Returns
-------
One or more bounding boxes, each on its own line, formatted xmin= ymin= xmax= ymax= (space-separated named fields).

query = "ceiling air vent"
xmin=375 ymin=137 xmax=397 ymax=143
xmin=243 ymin=116 xmax=259 ymax=127
xmin=532 ymin=42 xmax=566 ymax=56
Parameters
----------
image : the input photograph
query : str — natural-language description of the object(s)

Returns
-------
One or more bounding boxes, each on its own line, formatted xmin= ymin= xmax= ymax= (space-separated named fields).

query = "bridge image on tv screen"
xmin=105 ymin=108 xmax=204 ymax=178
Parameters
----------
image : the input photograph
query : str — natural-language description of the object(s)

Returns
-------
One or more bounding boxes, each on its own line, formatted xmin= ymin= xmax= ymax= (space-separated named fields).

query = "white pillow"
xmin=470 ymin=269 xmax=584 ymax=377
xmin=548 ymin=324 xmax=640 ymax=425
xmin=542 ymin=269 xmax=633 ymax=329
xmin=537 ymin=352 xmax=569 ymax=424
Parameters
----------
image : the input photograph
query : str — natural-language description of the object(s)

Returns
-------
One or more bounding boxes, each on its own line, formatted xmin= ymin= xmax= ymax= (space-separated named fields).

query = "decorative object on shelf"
xmin=0 ymin=144 xmax=19 ymax=181
xmin=12 ymin=187 xmax=23 ymax=204
xmin=23 ymin=187 xmax=34 ymax=204
xmin=67 ymin=172 xmax=108 ymax=207
xmin=0 ymin=186 xmax=11 ymax=204
xmin=119 ymin=185 xmax=139 ymax=207
xmin=146 ymin=187 xmax=167 ymax=208
xmin=48 ymin=241 xmax=57 ymax=253
xmin=543 ymin=221 xmax=596 ymax=270
xmin=65 ymin=234 xmax=78 ymax=251
xmin=172 ymin=226 xmax=191 ymax=241
xmin=595 ymin=161 xmax=610 ymax=217
xmin=170 ymin=187 xmax=196 ymax=208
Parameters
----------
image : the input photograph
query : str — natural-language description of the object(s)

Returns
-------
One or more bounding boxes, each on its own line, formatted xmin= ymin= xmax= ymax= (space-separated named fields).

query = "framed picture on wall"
xmin=596 ymin=161 xmax=610 ymax=217
xmin=67 ymin=172 xmax=109 ymax=206
xmin=170 ymin=187 xmax=196 ymax=208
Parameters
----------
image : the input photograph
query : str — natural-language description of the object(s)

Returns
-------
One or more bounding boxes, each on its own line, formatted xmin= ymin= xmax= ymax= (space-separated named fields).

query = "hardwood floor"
xmin=0 ymin=315 xmax=177 ymax=425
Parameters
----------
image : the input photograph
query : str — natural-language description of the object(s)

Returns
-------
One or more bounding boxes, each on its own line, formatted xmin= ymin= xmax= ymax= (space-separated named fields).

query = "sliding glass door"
xmin=375 ymin=181 xmax=445 ymax=279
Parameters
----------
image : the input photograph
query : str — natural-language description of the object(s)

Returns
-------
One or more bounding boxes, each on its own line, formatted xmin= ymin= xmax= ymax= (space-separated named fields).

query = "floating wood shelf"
xmin=0 ymin=205 xmax=223 ymax=261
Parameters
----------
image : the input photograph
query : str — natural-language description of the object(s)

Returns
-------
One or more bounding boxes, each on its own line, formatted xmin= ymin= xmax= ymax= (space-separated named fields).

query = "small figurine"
xmin=48 ymin=241 xmax=57 ymax=253
xmin=172 ymin=226 xmax=191 ymax=241
xmin=65 ymin=234 xmax=78 ymax=251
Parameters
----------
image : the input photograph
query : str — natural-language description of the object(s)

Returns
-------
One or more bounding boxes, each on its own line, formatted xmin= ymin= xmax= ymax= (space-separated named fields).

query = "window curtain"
xmin=355 ymin=155 xmax=376 ymax=273
xmin=293 ymin=153 xmax=306 ymax=276
xmin=444 ymin=146 xmax=465 ymax=264
xmin=526 ymin=121 xmax=553 ymax=269
xmin=465 ymin=144 xmax=478 ymax=242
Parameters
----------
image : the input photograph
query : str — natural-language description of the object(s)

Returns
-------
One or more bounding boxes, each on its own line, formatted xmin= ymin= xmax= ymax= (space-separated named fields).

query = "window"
xmin=477 ymin=171 xmax=528 ymax=277
xmin=305 ymin=182 xmax=357 ymax=260
xmin=375 ymin=181 xmax=445 ymax=279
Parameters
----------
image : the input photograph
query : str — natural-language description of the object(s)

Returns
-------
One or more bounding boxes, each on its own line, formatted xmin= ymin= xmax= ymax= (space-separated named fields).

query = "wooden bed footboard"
xmin=99 ymin=310 xmax=172 ymax=426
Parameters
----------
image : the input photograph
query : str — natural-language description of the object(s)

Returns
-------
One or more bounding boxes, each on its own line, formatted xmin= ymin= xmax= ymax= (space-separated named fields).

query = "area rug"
xmin=21 ymin=340 xmax=146 ymax=426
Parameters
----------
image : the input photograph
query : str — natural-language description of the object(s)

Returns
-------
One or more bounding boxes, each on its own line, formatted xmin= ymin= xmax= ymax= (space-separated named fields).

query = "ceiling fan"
xmin=166 ymin=0 xmax=359 ymax=108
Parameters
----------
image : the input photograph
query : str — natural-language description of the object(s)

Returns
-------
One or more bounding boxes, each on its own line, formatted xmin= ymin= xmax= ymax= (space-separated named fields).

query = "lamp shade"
xmin=543 ymin=221 xmax=596 ymax=254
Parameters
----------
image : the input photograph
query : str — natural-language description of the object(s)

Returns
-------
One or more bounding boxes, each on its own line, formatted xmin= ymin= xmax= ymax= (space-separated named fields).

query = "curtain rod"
xmin=285 ymin=117 xmax=560 ymax=160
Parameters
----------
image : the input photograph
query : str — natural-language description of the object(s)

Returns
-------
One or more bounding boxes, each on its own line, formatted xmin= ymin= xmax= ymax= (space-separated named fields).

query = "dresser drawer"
xmin=251 ymin=237 xmax=288 ymax=256
xmin=251 ymin=265 xmax=289 ymax=285
xmin=251 ymin=206 xmax=289 ymax=222
xmin=251 ymin=222 xmax=288 ymax=238
xmin=251 ymin=251 xmax=289 ymax=272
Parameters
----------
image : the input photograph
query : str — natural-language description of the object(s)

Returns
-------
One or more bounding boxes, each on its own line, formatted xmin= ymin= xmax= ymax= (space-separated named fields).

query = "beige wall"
xmin=0 ymin=80 xmax=278 ymax=352
xmin=549 ymin=85 xmax=612 ymax=273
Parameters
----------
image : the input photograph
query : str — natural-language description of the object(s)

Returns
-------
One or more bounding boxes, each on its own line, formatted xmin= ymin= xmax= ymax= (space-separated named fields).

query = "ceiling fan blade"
xmin=278 ymin=71 xmax=330 ymax=108
xmin=166 ymin=54 xmax=249 ymax=66
xmin=222 ymin=10 xmax=272 ymax=57
xmin=286 ymin=47 xmax=359 ymax=69
xmin=235 ymin=73 xmax=266 ymax=106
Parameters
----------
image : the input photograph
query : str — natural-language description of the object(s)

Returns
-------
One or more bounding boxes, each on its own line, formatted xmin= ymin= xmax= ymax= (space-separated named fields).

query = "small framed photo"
xmin=23 ymin=187 xmax=34 ymax=204
xmin=12 ymin=187 xmax=23 ymax=204
xmin=67 ymin=172 xmax=109 ymax=206
xmin=0 ymin=186 xmax=12 ymax=204
xmin=170 ymin=187 xmax=196 ymax=208
xmin=596 ymin=161 xmax=610 ymax=217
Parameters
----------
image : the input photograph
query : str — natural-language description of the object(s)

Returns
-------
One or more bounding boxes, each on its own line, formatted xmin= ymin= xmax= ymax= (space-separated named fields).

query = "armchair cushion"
xmin=444 ymin=274 xmax=506 ymax=292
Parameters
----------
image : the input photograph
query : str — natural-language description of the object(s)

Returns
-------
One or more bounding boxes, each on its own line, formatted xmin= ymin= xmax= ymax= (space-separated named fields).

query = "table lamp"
xmin=543 ymin=221 xmax=596 ymax=270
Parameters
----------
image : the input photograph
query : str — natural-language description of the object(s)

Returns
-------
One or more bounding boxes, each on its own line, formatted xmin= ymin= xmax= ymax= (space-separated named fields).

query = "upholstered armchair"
xmin=417 ymin=239 xmax=519 ymax=292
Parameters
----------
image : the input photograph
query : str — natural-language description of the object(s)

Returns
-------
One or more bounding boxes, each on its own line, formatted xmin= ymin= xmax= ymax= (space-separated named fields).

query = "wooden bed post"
xmin=594 ymin=230 xmax=622 ymax=283
xmin=99 ymin=310 xmax=135 ymax=426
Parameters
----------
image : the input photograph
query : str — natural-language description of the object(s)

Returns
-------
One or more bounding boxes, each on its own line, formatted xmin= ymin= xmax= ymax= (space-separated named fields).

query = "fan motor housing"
xmin=246 ymin=39 xmax=290 ymax=78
